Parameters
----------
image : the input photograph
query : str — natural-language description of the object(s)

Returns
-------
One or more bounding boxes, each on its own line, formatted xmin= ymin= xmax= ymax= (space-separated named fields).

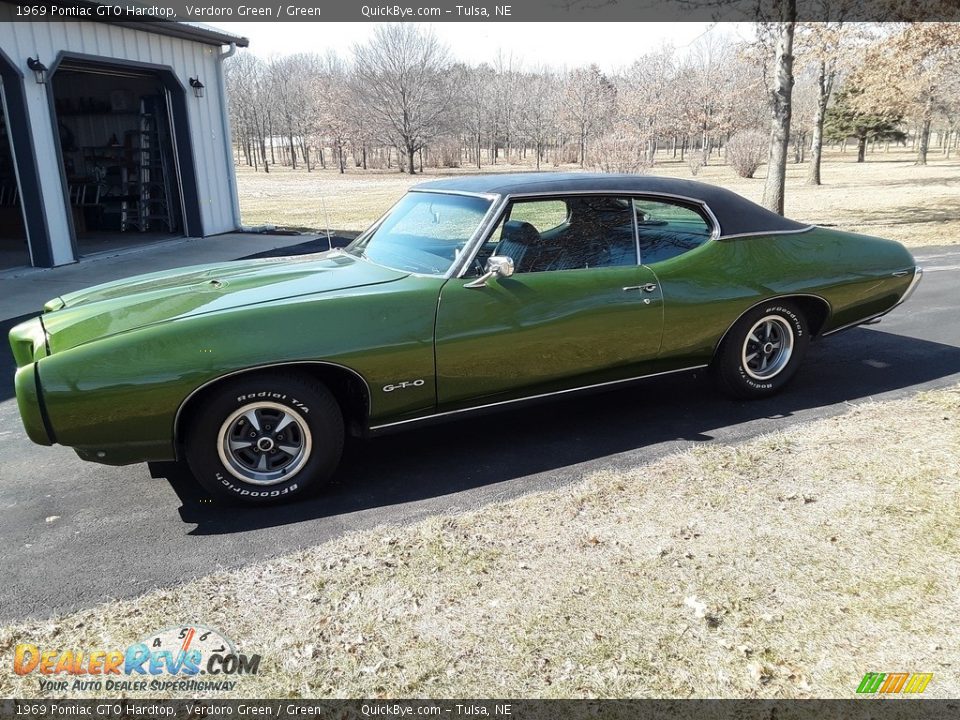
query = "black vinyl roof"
xmin=413 ymin=173 xmax=810 ymax=238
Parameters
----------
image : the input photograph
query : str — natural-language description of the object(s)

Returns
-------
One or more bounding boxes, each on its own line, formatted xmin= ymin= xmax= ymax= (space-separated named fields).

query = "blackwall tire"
xmin=184 ymin=373 xmax=343 ymax=505
xmin=715 ymin=301 xmax=810 ymax=400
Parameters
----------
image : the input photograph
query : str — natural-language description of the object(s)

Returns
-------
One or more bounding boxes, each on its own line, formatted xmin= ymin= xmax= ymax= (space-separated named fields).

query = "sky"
xmin=210 ymin=22 xmax=753 ymax=71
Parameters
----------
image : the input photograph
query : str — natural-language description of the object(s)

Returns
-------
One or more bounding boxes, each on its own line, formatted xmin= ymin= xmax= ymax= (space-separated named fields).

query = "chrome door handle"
xmin=623 ymin=283 xmax=658 ymax=293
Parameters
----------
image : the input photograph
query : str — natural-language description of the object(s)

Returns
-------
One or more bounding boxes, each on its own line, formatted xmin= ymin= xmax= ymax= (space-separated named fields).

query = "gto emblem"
xmin=383 ymin=379 xmax=425 ymax=393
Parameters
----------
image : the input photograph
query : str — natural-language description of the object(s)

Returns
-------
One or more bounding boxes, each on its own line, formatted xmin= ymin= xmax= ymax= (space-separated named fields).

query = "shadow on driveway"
xmin=166 ymin=327 xmax=960 ymax=536
xmin=0 ymin=314 xmax=38 ymax=402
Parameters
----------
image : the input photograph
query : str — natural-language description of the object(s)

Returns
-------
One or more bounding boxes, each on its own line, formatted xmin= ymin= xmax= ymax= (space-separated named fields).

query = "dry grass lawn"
xmin=236 ymin=148 xmax=960 ymax=248
xmin=2 ymin=385 xmax=958 ymax=699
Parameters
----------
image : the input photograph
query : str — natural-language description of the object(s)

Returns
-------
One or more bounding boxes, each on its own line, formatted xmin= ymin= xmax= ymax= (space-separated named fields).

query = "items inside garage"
xmin=0 ymin=99 xmax=29 ymax=269
xmin=51 ymin=64 xmax=184 ymax=256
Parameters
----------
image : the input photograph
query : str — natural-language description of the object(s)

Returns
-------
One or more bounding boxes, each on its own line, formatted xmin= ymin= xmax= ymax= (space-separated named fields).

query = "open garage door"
xmin=0 ymin=79 xmax=29 ymax=270
xmin=51 ymin=61 xmax=187 ymax=257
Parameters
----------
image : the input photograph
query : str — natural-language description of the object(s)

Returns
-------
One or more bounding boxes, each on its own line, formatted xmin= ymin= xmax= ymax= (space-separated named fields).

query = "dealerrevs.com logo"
xmin=14 ymin=625 xmax=261 ymax=693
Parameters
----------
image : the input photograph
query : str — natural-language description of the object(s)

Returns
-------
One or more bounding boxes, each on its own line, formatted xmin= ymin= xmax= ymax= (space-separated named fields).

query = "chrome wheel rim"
xmin=217 ymin=402 xmax=312 ymax=486
xmin=742 ymin=315 xmax=794 ymax=381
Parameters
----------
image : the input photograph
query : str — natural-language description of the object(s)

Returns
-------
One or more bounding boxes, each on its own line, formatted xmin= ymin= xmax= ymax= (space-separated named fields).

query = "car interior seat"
xmin=497 ymin=220 xmax=543 ymax=273
xmin=554 ymin=198 xmax=636 ymax=270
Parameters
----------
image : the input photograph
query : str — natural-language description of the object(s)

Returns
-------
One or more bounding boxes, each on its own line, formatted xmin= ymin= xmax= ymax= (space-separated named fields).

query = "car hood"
xmin=41 ymin=250 xmax=408 ymax=354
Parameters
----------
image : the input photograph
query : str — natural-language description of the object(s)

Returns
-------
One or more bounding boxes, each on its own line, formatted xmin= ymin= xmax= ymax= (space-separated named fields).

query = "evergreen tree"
xmin=824 ymin=87 xmax=904 ymax=162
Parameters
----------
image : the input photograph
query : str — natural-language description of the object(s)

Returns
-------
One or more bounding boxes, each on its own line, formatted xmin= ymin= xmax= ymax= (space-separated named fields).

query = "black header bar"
xmin=4 ymin=699 xmax=960 ymax=719
xmin=2 ymin=0 xmax=960 ymax=23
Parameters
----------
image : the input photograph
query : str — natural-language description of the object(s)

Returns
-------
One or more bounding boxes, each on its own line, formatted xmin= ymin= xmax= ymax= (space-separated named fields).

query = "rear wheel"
xmin=715 ymin=301 xmax=810 ymax=399
xmin=184 ymin=373 xmax=343 ymax=504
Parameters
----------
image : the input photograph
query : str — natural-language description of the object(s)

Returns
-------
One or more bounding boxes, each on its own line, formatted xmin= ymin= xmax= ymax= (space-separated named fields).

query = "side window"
xmin=505 ymin=200 xmax=568 ymax=234
xmin=633 ymin=198 xmax=712 ymax=265
xmin=492 ymin=196 xmax=637 ymax=274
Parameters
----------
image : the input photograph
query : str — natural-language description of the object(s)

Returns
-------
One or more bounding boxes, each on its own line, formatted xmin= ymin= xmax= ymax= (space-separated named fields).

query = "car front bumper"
xmin=9 ymin=317 xmax=54 ymax=446
xmin=14 ymin=363 xmax=53 ymax=446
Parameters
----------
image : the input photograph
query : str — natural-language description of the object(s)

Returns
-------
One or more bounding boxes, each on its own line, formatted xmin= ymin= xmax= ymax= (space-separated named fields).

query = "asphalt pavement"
xmin=1 ymin=246 xmax=958 ymax=624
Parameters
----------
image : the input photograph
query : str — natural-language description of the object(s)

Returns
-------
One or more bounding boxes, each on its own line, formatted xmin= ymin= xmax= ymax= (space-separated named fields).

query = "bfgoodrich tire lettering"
xmin=715 ymin=301 xmax=809 ymax=399
xmin=184 ymin=373 xmax=344 ymax=504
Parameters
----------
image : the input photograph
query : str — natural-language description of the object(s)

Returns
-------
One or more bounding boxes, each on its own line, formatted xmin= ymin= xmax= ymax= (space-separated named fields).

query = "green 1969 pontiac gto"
xmin=9 ymin=174 xmax=921 ymax=504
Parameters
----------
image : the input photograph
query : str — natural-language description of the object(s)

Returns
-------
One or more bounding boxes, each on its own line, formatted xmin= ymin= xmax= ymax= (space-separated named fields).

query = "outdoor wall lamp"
xmin=26 ymin=57 xmax=47 ymax=84
xmin=189 ymin=77 xmax=205 ymax=98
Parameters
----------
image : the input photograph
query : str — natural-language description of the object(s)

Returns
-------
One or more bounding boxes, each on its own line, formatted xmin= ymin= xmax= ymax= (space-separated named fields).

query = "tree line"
xmin=224 ymin=22 xmax=960 ymax=213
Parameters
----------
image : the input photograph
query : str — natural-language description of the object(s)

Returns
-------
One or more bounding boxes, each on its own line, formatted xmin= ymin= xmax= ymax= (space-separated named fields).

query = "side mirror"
xmin=464 ymin=255 xmax=515 ymax=288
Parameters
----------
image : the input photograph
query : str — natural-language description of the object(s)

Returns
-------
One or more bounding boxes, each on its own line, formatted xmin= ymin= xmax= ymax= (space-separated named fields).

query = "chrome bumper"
xmin=893 ymin=266 xmax=923 ymax=309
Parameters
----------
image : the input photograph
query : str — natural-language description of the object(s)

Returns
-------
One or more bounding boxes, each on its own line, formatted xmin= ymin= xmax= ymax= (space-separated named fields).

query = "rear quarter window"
xmin=634 ymin=198 xmax=713 ymax=265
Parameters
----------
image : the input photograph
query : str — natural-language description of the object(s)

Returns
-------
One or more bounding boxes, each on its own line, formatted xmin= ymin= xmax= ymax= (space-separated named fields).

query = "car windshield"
xmin=348 ymin=192 xmax=493 ymax=275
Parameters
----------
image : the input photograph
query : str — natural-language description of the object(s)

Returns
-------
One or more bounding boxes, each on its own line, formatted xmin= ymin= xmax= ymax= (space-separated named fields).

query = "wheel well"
xmin=790 ymin=295 xmax=831 ymax=337
xmin=713 ymin=294 xmax=832 ymax=358
xmin=174 ymin=363 xmax=371 ymax=455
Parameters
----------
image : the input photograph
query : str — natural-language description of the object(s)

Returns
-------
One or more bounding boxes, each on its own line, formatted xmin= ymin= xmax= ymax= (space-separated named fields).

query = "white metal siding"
xmin=0 ymin=14 xmax=240 ymax=265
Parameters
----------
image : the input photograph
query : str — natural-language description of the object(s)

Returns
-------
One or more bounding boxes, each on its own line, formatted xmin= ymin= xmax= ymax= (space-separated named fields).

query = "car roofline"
xmin=408 ymin=188 xmax=500 ymax=201
xmin=411 ymin=173 xmax=810 ymax=239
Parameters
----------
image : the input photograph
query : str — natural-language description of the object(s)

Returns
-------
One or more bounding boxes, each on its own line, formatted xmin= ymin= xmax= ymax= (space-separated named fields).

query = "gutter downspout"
xmin=216 ymin=42 xmax=242 ymax=230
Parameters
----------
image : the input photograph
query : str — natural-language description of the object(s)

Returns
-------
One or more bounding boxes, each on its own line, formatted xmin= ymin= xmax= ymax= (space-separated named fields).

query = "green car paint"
xmin=652 ymin=226 xmax=916 ymax=360
xmin=41 ymin=252 xmax=410 ymax=355
xmin=435 ymin=264 xmax=664 ymax=406
xmin=8 ymin=181 xmax=919 ymax=469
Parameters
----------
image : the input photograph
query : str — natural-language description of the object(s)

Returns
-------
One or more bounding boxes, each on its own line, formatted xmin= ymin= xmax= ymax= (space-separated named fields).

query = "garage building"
xmin=0 ymin=6 xmax=248 ymax=269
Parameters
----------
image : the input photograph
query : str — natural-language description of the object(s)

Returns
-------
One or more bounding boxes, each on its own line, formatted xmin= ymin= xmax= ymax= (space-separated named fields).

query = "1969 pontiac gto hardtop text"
xmin=9 ymin=174 xmax=921 ymax=505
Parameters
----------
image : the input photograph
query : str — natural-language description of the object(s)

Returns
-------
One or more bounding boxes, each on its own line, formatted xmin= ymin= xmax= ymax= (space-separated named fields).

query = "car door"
xmin=629 ymin=196 xmax=722 ymax=360
xmin=434 ymin=195 xmax=664 ymax=407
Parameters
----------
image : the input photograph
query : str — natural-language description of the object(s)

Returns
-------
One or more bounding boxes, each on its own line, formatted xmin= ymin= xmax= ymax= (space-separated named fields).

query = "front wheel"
xmin=183 ymin=373 xmax=344 ymax=504
xmin=714 ymin=301 xmax=810 ymax=399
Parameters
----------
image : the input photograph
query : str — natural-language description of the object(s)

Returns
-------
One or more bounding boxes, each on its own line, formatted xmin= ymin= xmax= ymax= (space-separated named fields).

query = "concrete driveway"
xmin=1 ymin=246 xmax=958 ymax=625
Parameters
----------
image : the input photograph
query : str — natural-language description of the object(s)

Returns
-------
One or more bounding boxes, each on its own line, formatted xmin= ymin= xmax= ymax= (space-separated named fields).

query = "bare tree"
xmin=226 ymin=19 xmax=960 ymax=190
xmin=493 ymin=51 xmax=521 ymax=163
xmin=315 ymin=53 xmax=354 ymax=174
xmin=790 ymin=66 xmax=817 ymax=164
xmin=797 ymin=17 xmax=864 ymax=184
xmin=518 ymin=68 xmax=559 ymax=170
xmin=459 ymin=63 xmax=491 ymax=169
xmin=621 ymin=47 xmax=678 ymax=166
xmin=226 ymin=53 xmax=276 ymax=173
xmin=759 ymin=6 xmax=797 ymax=215
xmin=270 ymin=55 xmax=309 ymax=169
xmin=224 ymin=52 xmax=259 ymax=167
xmin=563 ymin=65 xmax=616 ymax=167
xmin=682 ymin=33 xmax=738 ymax=164
xmin=854 ymin=22 xmax=960 ymax=166
xmin=352 ymin=25 xmax=452 ymax=175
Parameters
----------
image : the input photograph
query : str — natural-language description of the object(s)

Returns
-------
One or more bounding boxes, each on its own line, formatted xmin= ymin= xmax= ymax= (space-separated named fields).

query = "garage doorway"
xmin=51 ymin=62 xmax=186 ymax=257
xmin=0 ymin=80 xmax=29 ymax=269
